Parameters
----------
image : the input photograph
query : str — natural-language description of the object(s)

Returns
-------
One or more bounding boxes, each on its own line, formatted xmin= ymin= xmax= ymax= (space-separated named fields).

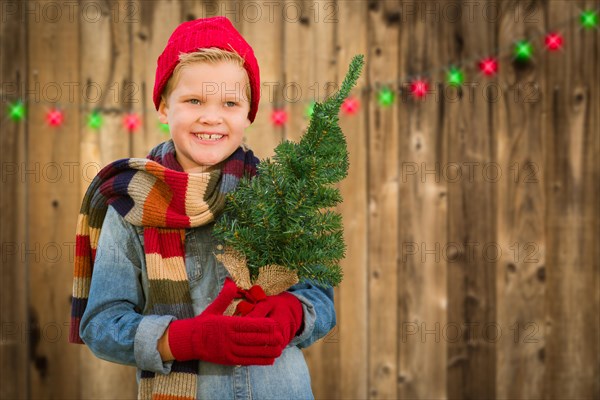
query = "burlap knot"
xmin=215 ymin=246 xmax=299 ymax=316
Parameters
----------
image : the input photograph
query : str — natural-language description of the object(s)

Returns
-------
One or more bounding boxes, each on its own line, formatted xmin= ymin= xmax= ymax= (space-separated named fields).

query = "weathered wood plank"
xmin=398 ymin=1 xmax=449 ymax=398
xmin=131 ymin=0 xmax=183 ymax=157
xmin=495 ymin=1 xmax=547 ymax=399
xmin=447 ymin=0 xmax=497 ymax=398
xmin=238 ymin=0 xmax=285 ymax=159
xmin=0 ymin=5 xmax=29 ymax=398
xmin=335 ymin=1 xmax=369 ymax=398
xmin=367 ymin=1 xmax=400 ymax=398
xmin=26 ymin=0 xmax=81 ymax=397
xmin=305 ymin=2 xmax=341 ymax=398
xmin=544 ymin=1 xmax=600 ymax=398
xmin=283 ymin=0 xmax=315 ymax=144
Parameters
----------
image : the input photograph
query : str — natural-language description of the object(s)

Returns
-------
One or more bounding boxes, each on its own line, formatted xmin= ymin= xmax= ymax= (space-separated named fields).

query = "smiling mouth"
xmin=193 ymin=133 xmax=224 ymax=141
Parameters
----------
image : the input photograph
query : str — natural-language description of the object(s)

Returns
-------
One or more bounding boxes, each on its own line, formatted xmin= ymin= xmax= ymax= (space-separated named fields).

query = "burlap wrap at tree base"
xmin=215 ymin=246 xmax=299 ymax=316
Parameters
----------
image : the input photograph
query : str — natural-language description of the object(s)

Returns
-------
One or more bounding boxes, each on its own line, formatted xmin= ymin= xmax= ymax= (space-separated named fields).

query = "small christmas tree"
xmin=214 ymin=55 xmax=365 ymax=288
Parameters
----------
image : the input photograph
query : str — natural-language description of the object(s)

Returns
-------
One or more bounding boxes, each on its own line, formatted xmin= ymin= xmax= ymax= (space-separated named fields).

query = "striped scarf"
xmin=69 ymin=139 xmax=258 ymax=399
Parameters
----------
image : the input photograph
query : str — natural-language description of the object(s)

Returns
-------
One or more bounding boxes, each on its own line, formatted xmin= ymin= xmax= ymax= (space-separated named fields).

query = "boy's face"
xmin=158 ymin=61 xmax=251 ymax=172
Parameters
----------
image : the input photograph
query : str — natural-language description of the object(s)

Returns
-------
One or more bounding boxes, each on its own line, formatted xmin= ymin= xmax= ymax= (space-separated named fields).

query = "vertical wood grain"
xmin=26 ymin=0 xmax=81 ymax=397
xmin=335 ymin=1 xmax=369 ymax=398
xmin=239 ymin=0 xmax=285 ymax=159
xmin=398 ymin=1 xmax=449 ymax=398
xmin=0 ymin=4 xmax=29 ymax=398
xmin=447 ymin=0 xmax=497 ymax=398
xmin=544 ymin=1 xmax=600 ymax=398
xmin=131 ymin=0 xmax=182 ymax=158
xmin=283 ymin=0 xmax=315 ymax=144
xmin=367 ymin=1 xmax=400 ymax=398
xmin=307 ymin=2 xmax=341 ymax=398
xmin=495 ymin=2 xmax=547 ymax=399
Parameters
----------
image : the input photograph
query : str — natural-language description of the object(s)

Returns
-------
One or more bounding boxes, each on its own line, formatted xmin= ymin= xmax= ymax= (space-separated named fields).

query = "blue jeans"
xmin=80 ymin=205 xmax=336 ymax=399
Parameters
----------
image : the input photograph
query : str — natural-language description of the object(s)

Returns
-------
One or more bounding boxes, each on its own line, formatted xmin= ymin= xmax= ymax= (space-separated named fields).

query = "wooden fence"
xmin=1 ymin=0 xmax=598 ymax=399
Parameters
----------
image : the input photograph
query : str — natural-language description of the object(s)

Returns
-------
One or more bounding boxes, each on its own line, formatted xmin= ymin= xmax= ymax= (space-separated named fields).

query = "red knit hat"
xmin=153 ymin=16 xmax=260 ymax=122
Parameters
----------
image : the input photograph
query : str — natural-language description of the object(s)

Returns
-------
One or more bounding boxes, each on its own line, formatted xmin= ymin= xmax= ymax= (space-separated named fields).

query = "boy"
xmin=71 ymin=16 xmax=335 ymax=399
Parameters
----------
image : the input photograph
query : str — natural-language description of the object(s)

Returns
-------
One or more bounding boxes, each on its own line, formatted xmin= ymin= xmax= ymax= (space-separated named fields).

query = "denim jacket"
xmin=80 ymin=205 xmax=336 ymax=400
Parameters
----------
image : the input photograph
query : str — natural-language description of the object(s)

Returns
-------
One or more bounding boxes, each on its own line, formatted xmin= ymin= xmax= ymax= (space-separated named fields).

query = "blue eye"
xmin=188 ymin=99 xmax=201 ymax=105
xmin=225 ymin=101 xmax=237 ymax=107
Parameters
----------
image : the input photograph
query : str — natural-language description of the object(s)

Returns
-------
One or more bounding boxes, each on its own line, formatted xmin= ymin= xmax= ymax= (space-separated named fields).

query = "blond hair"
xmin=161 ymin=47 xmax=250 ymax=105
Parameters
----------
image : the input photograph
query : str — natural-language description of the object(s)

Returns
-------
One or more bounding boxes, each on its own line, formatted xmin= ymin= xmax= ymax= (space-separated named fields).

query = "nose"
xmin=198 ymin=105 xmax=223 ymax=125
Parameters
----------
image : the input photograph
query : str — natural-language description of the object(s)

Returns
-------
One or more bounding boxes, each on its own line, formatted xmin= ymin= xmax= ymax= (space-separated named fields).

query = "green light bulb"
xmin=447 ymin=67 xmax=465 ymax=86
xmin=377 ymin=87 xmax=395 ymax=107
xmin=8 ymin=101 xmax=26 ymax=121
xmin=159 ymin=122 xmax=170 ymax=134
xmin=581 ymin=10 xmax=598 ymax=29
xmin=305 ymin=101 xmax=315 ymax=118
xmin=87 ymin=111 xmax=102 ymax=129
xmin=514 ymin=40 xmax=534 ymax=62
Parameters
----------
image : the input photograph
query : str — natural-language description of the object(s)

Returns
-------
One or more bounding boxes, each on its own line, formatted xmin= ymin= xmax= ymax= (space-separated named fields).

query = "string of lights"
xmin=2 ymin=8 xmax=597 ymax=130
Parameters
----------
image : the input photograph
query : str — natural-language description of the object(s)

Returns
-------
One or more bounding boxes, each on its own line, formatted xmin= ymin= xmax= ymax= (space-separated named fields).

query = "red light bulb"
xmin=270 ymin=109 xmax=288 ymax=126
xmin=544 ymin=32 xmax=563 ymax=51
xmin=478 ymin=57 xmax=498 ymax=76
xmin=341 ymin=96 xmax=360 ymax=115
xmin=46 ymin=108 xmax=64 ymax=127
xmin=410 ymin=79 xmax=429 ymax=98
xmin=123 ymin=113 xmax=141 ymax=132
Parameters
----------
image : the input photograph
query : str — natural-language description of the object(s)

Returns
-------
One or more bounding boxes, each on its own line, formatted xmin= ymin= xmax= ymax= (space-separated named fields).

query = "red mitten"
xmin=246 ymin=292 xmax=304 ymax=346
xmin=167 ymin=278 xmax=285 ymax=365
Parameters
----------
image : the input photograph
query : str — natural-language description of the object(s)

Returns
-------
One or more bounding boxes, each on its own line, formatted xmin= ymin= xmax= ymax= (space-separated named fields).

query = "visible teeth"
xmin=195 ymin=133 xmax=223 ymax=141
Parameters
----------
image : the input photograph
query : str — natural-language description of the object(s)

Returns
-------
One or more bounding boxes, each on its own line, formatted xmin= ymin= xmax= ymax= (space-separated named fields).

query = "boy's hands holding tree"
xmin=159 ymin=278 xmax=293 ymax=365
